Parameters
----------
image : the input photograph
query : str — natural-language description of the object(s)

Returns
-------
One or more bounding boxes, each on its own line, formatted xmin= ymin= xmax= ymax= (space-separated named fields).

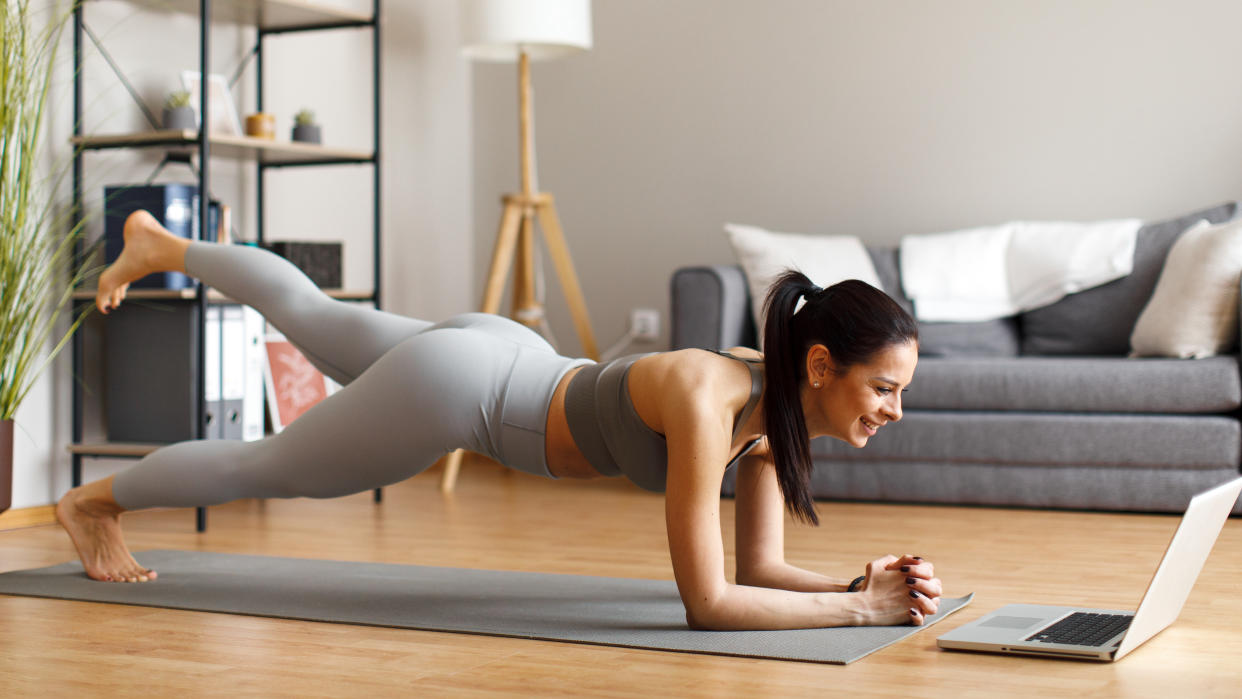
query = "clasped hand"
xmin=858 ymin=554 xmax=942 ymax=625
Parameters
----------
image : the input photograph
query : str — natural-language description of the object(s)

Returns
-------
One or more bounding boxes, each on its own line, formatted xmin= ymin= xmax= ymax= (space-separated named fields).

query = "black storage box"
xmin=259 ymin=241 xmax=342 ymax=289
xmin=105 ymin=301 xmax=202 ymax=443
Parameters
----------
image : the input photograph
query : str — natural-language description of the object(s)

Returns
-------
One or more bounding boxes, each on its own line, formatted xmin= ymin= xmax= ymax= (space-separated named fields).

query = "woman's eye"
xmin=876 ymin=387 xmax=892 ymax=395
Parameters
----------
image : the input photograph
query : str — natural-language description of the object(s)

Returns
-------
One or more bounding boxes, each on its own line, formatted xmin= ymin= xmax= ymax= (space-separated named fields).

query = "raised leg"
xmin=98 ymin=211 xmax=429 ymax=385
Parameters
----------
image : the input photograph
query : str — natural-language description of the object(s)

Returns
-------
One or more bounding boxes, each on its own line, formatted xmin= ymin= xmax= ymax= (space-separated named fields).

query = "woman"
xmin=58 ymin=210 xmax=939 ymax=630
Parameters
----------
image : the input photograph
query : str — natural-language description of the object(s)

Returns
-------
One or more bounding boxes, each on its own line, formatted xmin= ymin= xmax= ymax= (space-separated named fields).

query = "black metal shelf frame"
xmin=69 ymin=0 xmax=384 ymax=532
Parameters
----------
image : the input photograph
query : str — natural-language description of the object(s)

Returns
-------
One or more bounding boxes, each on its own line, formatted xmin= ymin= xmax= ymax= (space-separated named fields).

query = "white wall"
xmin=11 ymin=0 xmax=471 ymax=510
xmin=472 ymin=0 xmax=1242 ymax=358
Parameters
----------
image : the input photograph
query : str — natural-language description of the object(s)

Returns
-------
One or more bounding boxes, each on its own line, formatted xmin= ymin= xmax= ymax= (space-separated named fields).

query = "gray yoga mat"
xmin=0 ymin=550 xmax=972 ymax=664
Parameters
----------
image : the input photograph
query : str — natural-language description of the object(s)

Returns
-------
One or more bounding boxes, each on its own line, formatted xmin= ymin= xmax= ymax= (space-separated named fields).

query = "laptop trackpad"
xmin=982 ymin=615 xmax=1045 ymax=630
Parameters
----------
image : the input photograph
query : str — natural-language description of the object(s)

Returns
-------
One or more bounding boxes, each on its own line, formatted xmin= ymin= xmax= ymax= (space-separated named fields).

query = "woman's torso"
xmin=544 ymin=348 xmax=767 ymax=485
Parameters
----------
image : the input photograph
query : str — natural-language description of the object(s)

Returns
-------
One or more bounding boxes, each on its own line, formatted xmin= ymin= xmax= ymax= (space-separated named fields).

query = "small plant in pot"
xmin=291 ymin=108 xmax=321 ymax=144
xmin=163 ymin=89 xmax=195 ymax=131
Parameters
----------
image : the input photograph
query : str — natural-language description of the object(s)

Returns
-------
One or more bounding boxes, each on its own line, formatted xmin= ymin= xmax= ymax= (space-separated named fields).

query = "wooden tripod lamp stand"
xmin=443 ymin=0 xmax=597 ymax=492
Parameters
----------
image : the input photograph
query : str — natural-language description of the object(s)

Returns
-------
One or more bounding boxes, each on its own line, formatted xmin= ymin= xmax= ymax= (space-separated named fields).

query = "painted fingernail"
xmin=900 ymin=565 xmax=910 ymax=572
xmin=914 ymin=556 xmax=923 ymax=561
xmin=909 ymin=608 xmax=918 ymax=616
xmin=910 ymin=590 xmax=921 ymax=598
xmin=906 ymin=577 xmax=917 ymax=585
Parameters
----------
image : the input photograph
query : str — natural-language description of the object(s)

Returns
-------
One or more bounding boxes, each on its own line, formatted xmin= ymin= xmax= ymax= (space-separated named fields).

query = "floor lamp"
xmin=442 ymin=0 xmax=597 ymax=492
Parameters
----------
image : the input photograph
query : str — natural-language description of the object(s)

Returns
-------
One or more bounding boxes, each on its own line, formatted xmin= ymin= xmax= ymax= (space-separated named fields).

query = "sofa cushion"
xmin=869 ymin=247 xmax=1020 ymax=357
xmin=1130 ymin=217 xmax=1242 ymax=358
xmin=903 ymin=355 xmax=1241 ymax=413
xmin=809 ymin=412 xmax=1240 ymax=469
xmin=1020 ymin=202 xmax=1239 ymax=355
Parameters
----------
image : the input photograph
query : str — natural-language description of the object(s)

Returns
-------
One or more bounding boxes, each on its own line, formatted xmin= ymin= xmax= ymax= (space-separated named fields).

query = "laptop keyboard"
xmin=1025 ymin=612 xmax=1133 ymax=647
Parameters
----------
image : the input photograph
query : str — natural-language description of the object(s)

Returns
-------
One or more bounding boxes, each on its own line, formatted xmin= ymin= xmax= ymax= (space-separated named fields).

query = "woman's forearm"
xmin=687 ymin=582 xmax=871 ymax=631
xmin=736 ymin=560 xmax=854 ymax=593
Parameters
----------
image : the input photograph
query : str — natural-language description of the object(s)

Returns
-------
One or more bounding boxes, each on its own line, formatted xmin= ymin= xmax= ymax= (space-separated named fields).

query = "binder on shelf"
xmin=103 ymin=184 xmax=219 ymax=290
xmin=204 ymin=305 xmax=266 ymax=442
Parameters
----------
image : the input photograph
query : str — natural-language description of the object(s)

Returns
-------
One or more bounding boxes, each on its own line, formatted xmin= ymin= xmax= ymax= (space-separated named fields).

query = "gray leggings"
xmin=111 ymin=242 xmax=589 ymax=510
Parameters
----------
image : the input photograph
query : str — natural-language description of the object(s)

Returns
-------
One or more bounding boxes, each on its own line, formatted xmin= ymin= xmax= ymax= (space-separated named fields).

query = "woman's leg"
xmin=97 ymin=210 xmax=429 ymax=385
xmin=59 ymin=327 xmax=516 ymax=583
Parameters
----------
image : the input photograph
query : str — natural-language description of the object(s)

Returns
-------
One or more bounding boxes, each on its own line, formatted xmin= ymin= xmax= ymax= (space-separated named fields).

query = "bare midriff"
xmin=543 ymin=366 xmax=603 ymax=479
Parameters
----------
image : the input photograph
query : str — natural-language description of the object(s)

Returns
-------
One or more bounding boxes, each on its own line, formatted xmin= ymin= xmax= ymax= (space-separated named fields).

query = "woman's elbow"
xmin=683 ymin=592 xmax=732 ymax=631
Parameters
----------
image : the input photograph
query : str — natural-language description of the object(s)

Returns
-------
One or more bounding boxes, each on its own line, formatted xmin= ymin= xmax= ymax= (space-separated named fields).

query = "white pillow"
xmin=1130 ymin=218 xmax=1242 ymax=358
xmin=724 ymin=222 xmax=882 ymax=334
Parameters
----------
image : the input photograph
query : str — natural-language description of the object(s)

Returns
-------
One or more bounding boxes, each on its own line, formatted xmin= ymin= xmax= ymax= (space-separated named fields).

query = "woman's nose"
xmin=883 ymin=395 xmax=902 ymax=422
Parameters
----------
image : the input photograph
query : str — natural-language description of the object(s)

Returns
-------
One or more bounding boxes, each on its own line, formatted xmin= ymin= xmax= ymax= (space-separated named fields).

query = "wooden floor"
xmin=2 ymin=459 xmax=1240 ymax=697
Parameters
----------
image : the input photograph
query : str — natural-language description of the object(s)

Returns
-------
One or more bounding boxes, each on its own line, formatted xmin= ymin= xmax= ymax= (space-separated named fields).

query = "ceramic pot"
xmin=291 ymin=123 xmax=321 ymax=144
xmin=163 ymin=105 xmax=195 ymax=131
xmin=245 ymin=112 xmax=276 ymax=139
xmin=1 ymin=419 xmax=12 ymax=515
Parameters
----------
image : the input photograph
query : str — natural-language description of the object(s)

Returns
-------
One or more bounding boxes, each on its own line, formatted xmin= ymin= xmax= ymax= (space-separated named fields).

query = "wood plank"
xmin=71 ymin=288 xmax=375 ymax=302
xmin=72 ymin=131 xmax=373 ymax=165
xmin=88 ymin=0 xmax=371 ymax=32
xmin=67 ymin=443 xmax=162 ymax=457
xmin=2 ymin=465 xmax=1240 ymax=695
xmin=0 ymin=506 xmax=56 ymax=531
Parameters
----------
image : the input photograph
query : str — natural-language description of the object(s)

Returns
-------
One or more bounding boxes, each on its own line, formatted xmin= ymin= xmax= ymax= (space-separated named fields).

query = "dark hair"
xmin=761 ymin=271 xmax=918 ymax=525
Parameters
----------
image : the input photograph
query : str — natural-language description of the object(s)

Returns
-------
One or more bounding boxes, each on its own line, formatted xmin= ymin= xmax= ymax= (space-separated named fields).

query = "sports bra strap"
xmin=713 ymin=350 xmax=763 ymax=441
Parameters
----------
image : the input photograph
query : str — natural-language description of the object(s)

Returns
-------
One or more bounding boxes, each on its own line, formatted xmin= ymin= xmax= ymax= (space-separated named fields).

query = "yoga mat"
xmin=0 ymin=550 xmax=972 ymax=664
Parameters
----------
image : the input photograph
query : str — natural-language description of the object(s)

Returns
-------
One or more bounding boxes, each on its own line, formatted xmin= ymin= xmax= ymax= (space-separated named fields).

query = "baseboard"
xmin=0 ymin=505 xmax=57 ymax=531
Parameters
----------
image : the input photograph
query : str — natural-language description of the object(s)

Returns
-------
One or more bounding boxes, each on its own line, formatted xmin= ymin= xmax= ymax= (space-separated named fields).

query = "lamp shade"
xmin=461 ymin=0 xmax=592 ymax=62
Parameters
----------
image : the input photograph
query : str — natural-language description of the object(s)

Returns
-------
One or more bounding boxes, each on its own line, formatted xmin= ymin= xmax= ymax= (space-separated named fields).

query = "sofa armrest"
xmin=670 ymin=265 xmax=758 ymax=350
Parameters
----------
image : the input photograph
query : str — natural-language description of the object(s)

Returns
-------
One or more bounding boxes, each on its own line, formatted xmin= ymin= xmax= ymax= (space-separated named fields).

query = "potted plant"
xmin=163 ymin=88 xmax=195 ymax=131
xmin=291 ymin=108 xmax=321 ymax=144
xmin=1 ymin=1 xmax=95 ymax=514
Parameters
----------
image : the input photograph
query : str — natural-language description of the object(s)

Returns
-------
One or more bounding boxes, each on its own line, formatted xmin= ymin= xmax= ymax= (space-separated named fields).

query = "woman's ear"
xmin=804 ymin=344 xmax=833 ymax=385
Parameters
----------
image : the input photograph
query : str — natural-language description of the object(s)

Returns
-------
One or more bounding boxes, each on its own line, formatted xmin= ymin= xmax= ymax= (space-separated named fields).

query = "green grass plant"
xmin=0 ymin=1 xmax=94 ymax=420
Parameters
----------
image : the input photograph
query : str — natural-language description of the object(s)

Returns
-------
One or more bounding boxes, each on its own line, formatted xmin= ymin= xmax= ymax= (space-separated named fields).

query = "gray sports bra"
xmin=563 ymin=349 xmax=764 ymax=492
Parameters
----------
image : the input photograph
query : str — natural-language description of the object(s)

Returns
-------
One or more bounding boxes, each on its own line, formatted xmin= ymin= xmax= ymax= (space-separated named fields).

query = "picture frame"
xmin=180 ymin=71 xmax=242 ymax=136
xmin=262 ymin=333 xmax=341 ymax=433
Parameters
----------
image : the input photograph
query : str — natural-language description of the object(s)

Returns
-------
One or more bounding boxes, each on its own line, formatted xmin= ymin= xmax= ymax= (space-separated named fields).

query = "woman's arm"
xmin=661 ymin=388 xmax=935 ymax=630
xmin=733 ymin=452 xmax=852 ymax=592
xmin=733 ymin=450 xmax=944 ymax=611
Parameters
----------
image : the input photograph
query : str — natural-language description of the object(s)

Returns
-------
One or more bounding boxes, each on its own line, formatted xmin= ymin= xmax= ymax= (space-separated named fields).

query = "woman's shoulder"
xmin=637 ymin=347 xmax=756 ymax=383
xmin=630 ymin=349 xmax=757 ymax=425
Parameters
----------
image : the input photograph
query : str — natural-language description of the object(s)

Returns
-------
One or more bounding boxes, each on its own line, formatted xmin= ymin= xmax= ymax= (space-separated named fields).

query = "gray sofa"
xmin=670 ymin=202 xmax=1242 ymax=514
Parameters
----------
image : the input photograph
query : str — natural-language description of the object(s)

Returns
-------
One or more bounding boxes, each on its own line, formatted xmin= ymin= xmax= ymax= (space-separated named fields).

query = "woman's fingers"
xmin=885 ymin=554 xmax=934 ymax=580
xmin=908 ymin=587 xmax=939 ymax=616
xmin=906 ymin=575 xmax=943 ymax=599
xmin=908 ymin=606 xmax=925 ymax=625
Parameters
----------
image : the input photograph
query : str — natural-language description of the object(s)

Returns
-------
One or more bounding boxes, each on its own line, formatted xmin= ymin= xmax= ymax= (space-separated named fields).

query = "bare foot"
xmin=95 ymin=210 xmax=187 ymax=314
xmin=55 ymin=479 xmax=157 ymax=583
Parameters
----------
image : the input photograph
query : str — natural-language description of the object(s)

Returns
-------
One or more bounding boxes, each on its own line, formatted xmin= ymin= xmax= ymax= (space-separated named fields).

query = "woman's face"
xmin=802 ymin=340 xmax=918 ymax=447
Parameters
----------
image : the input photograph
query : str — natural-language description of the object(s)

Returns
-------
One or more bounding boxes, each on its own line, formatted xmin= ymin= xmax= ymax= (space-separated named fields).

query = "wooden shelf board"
xmin=72 ymin=288 xmax=375 ymax=302
xmin=104 ymin=0 xmax=372 ymax=31
xmin=68 ymin=443 xmax=163 ymax=457
xmin=72 ymin=131 xmax=373 ymax=165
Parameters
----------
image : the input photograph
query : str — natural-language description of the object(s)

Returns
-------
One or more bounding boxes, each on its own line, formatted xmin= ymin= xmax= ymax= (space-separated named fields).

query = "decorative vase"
xmin=245 ymin=112 xmax=276 ymax=140
xmin=163 ymin=105 xmax=195 ymax=131
xmin=291 ymin=123 xmax=321 ymax=144
xmin=1 ymin=419 xmax=12 ymax=515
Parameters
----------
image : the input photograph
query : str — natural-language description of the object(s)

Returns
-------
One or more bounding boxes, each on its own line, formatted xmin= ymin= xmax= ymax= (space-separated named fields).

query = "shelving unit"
xmin=69 ymin=0 xmax=382 ymax=532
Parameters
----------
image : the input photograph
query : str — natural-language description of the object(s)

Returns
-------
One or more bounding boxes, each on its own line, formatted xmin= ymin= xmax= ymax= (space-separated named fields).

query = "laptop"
xmin=937 ymin=476 xmax=1242 ymax=661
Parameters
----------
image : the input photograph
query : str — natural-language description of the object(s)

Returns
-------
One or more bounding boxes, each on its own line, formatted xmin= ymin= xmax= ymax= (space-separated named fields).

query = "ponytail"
xmin=761 ymin=271 xmax=918 ymax=525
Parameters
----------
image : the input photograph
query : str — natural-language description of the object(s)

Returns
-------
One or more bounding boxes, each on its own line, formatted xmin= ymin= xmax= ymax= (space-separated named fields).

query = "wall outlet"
xmin=630 ymin=308 xmax=660 ymax=341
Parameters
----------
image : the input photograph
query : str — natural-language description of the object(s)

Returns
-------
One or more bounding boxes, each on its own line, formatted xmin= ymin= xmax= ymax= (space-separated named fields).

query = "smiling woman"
xmin=759 ymin=273 xmax=920 ymax=524
xmin=59 ymin=216 xmax=937 ymax=632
